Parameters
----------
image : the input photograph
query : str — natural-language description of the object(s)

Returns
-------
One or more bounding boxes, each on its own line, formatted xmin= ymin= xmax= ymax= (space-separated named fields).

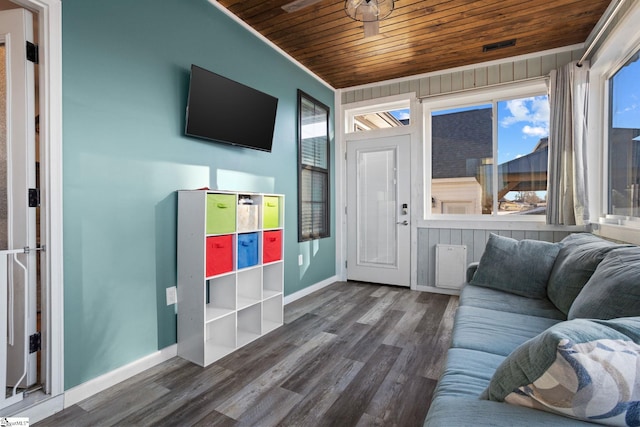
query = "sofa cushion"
xmin=547 ymin=233 xmax=619 ymax=315
xmin=568 ymin=247 xmax=640 ymax=320
xmin=461 ymin=284 xmax=566 ymax=320
xmin=483 ymin=317 xmax=640 ymax=426
xmin=424 ymin=396 xmax=595 ymax=427
xmin=469 ymin=233 xmax=561 ymax=299
xmin=433 ymin=348 xmax=505 ymax=399
xmin=452 ymin=306 xmax=561 ymax=356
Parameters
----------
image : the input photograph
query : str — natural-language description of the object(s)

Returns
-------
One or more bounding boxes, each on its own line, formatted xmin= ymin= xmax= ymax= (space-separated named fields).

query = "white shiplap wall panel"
xmin=451 ymin=71 xmax=464 ymax=91
xmin=341 ymin=48 xmax=582 ymax=103
xmin=475 ymin=67 xmax=488 ymax=87
xmin=429 ymin=76 xmax=442 ymax=96
xmin=500 ymin=62 xmax=514 ymax=82
xmin=487 ymin=64 xmax=501 ymax=85
xmin=541 ymin=54 xmax=558 ymax=75
xmin=440 ymin=73 xmax=452 ymax=93
xmin=527 ymin=57 xmax=542 ymax=77
xmin=463 ymin=69 xmax=475 ymax=89
xmin=417 ymin=227 xmax=574 ymax=289
xmin=514 ymin=59 xmax=528 ymax=80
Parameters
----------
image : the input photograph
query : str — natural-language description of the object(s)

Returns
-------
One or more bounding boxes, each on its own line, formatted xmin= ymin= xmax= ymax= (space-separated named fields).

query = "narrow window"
xmin=353 ymin=108 xmax=410 ymax=131
xmin=609 ymin=51 xmax=640 ymax=217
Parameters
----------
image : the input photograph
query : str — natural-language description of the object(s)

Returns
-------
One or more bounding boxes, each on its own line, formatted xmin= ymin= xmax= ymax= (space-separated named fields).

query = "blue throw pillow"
xmin=547 ymin=233 xmax=620 ymax=315
xmin=469 ymin=233 xmax=561 ymax=299
xmin=568 ymin=246 xmax=640 ymax=320
xmin=483 ymin=317 xmax=640 ymax=426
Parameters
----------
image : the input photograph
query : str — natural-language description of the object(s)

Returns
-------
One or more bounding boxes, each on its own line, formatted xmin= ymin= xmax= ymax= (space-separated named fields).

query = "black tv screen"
xmin=185 ymin=65 xmax=278 ymax=152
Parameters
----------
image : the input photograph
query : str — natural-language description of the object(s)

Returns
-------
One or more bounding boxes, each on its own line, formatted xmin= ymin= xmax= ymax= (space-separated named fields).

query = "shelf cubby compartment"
xmin=263 ymin=262 xmax=283 ymax=299
xmin=204 ymin=313 xmax=236 ymax=365
xmin=206 ymin=193 xmax=237 ymax=234
xmin=237 ymin=232 xmax=260 ymax=270
xmin=263 ymin=230 xmax=282 ymax=264
xmin=205 ymin=234 xmax=235 ymax=278
xmin=237 ymin=304 xmax=261 ymax=347
xmin=262 ymin=295 xmax=283 ymax=334
xmin=237 ymin=194 xmax=261 ymax=232
xmin=237 ymin=267 xmax=262 ymax=310
xmin=205 ymin=275 xmax=236 ymax=322
xmin=262 ymin=195 xmax=282 ymax=229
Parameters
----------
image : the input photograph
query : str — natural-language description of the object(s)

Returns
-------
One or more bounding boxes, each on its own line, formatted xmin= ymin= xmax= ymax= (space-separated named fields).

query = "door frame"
xmin=9 ymin=0 xmax=63 ymax=418
xmin=346 ymin=134 xmax=412 ymax=286
xmin=336 ymin=93 xmax=422 ymax=289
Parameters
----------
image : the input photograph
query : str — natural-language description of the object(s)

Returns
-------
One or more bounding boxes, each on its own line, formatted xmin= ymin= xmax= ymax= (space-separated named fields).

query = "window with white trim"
xmin=425 ymin=85 xmax=549 ymax=217
xmin=298 ymin=90 xmax=330 ymax=241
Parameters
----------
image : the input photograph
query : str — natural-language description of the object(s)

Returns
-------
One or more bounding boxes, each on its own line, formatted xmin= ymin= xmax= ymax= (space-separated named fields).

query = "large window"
xmin=298 ymin=90 xmax=330 ymax=241
xmin=428 ymin=94 xmax=549 ymax=216
xmin=608 ymin=51 xmax=640 ymax=218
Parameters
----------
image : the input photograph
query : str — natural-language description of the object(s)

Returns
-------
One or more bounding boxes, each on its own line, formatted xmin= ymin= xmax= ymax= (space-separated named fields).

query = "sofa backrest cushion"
xmin=482 ymin=316 xmax=640 ymax=425
xmin=547 ymin=233 xmax=619 ymax=315
xmin=469 ymin=233 xmax=560 ymax=299
xmin=568 ymin=246 xmax=640 ymax=320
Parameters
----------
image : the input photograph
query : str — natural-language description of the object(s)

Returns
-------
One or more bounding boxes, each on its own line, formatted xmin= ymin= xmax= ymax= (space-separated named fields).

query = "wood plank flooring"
xmin=36 ymin=281 xmax=458 ymax=427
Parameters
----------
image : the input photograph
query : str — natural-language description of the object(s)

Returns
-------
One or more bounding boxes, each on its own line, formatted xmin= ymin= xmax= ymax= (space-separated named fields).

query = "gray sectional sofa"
xmin=424 ymin=232 xmax=640 ymax=427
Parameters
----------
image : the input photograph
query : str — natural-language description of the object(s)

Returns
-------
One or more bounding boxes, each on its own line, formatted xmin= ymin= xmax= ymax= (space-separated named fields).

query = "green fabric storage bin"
xmin=206 ymin=194 xmax=236 ymax=234
xmin=263 ymin=196 xmax=280 ymax=229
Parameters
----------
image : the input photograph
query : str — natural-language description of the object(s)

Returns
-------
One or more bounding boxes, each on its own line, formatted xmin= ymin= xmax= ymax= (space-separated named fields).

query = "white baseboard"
xmin=64 ymin=344 xmax=177 ymax=408
xmin=284 ymin=275 xmax=339 ymax=305
xmin=413 ymin=284 xmax=461 ymax=296
xmin=14 ymin=394 xmax=64 ymax=424
xmin=62 ymin=277 xmax=338 ymax=409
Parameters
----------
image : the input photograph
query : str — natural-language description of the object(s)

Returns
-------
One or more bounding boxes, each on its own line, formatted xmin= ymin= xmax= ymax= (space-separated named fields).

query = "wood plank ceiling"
xmin=216 ymin=0 xmax=611 ymax=89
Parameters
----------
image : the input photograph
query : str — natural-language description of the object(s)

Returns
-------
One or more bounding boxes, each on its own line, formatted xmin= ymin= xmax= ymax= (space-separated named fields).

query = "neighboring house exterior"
xmin=610 ymin=128 xmax=640 ymax=216
xmin=431 ymin=108 xmax=492 ymax=214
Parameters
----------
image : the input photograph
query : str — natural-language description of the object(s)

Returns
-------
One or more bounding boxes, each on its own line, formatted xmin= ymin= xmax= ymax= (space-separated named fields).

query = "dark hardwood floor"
xmin=37 ymin=281 xmax=458 ymax=426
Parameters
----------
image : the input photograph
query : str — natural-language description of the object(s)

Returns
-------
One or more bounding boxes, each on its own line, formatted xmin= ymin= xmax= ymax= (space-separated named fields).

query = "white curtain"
xmin=546 ymin=60 xmax=590 ymax=225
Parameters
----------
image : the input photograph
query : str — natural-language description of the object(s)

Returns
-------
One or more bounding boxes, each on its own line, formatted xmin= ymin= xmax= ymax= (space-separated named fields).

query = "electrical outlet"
xmin=298 ymin=254 xmax=303 ymax=266
xmin=166 ymin=286 xmax=177 ymax=305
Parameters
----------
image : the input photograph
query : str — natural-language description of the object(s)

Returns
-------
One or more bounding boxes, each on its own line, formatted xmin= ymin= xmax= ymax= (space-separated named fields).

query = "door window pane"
xmin=357 ymin=148 xmax=397 ymax=266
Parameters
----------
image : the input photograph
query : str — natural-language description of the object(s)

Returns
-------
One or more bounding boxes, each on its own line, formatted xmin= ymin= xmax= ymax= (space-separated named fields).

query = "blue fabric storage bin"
xmin=237 ymin=232 xmax=259 ymax=269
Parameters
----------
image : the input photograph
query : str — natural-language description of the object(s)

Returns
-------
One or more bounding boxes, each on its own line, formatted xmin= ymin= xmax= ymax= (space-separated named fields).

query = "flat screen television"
xmin=185 ymin=65 xmax=278 ymax=152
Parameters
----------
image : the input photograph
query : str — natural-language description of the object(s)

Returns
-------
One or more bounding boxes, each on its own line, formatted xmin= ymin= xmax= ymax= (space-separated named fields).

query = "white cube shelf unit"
xmin=177 ymin=190 xmax=284 ymax=367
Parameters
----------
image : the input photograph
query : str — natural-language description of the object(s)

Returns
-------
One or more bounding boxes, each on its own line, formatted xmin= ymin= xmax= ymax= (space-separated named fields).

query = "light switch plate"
xmin=166 ymin=286 xmax=177 ymax=305
xmin=298 ymin=254 xmax=303 ymax=266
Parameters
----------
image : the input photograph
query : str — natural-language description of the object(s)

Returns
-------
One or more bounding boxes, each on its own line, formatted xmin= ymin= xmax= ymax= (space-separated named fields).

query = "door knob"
xmin=397 ymin=220 xmax=409 ymax=226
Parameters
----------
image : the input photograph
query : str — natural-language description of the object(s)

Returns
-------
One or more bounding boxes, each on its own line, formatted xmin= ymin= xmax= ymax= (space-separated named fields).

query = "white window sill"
xmin=594 ymin=216 xmax=640 ymax=245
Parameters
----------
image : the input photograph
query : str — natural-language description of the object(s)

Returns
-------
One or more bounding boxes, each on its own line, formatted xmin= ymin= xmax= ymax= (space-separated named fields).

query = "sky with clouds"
xmin=497 ymin=95 xmax=549 ymax=164
xmin=612 ymin=55 xmax=640 ymax=129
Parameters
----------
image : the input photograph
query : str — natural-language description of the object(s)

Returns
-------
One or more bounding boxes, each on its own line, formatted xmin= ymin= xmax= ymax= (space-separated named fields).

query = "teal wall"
xmin=62 ymin=0 xmax=335 ymax=389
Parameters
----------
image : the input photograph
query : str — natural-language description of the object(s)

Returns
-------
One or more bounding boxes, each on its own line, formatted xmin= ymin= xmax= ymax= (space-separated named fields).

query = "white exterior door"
xmin=346 ymin=134 xmax=411 ymax=286
xmin=0 ymin=8 xmax=38 ymax=405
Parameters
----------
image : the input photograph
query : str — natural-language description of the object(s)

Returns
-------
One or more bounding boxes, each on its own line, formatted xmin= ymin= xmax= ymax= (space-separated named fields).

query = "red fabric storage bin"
xmin=263 ymin=230 xmax=282 ymax=263
xmin=206 ymin=235 xmax=233 ymax=277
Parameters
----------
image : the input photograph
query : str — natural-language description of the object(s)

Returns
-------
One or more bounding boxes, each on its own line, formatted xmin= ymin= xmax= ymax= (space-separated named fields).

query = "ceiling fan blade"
xmin=281 ymin=0 xmax=323 ymax=13
xmin=363 ymin=20 xmax=379 ymax=37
